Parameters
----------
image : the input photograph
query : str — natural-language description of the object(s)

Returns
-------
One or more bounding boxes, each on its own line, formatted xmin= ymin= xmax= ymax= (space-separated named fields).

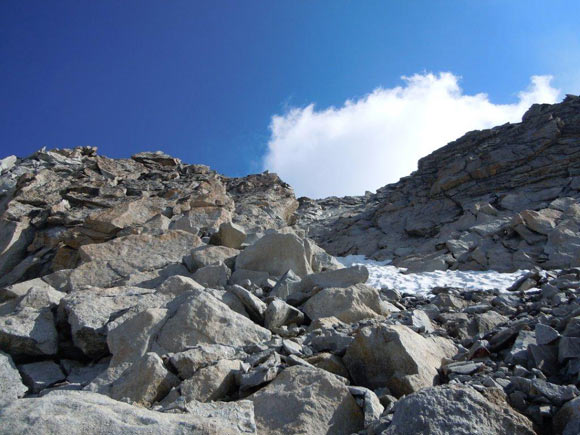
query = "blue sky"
xmin=1 ymin=1 xmax=579 ymax=196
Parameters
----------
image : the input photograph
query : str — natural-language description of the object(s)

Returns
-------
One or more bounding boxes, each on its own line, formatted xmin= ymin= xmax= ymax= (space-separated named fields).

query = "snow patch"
xmin=338 ymin=255 xmax=529 ymax=296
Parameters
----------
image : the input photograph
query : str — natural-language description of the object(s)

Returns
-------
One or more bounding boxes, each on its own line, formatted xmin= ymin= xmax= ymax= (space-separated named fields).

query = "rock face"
xmin=297 ymin=95 xmax=580 ymax=272
xmin=249 ymin=366 xmax=364 ymax=435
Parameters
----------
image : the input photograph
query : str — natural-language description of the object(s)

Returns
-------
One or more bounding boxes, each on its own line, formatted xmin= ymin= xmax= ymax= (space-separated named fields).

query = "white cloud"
xmin=263 ymin=73 xmax=560 ymax=199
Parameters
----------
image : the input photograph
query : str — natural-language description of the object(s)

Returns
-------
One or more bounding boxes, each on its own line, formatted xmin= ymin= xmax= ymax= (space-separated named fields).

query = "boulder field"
xmin=1 ymin=96 xmax=580 ymax=434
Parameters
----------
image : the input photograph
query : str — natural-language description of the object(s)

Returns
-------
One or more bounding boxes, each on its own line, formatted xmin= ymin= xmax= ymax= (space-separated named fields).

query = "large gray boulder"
xmin=59 ymin=286 xmax=167 ymax=358
xmin=155 ymin=290 xmax=271 ymax=353
xmin=235 ymin=232 xmax=314 ymax=277
xmin=180 ymin=358 xmax=244 ymax=402
xmin=343 ymin=324 xmax=456 ymax=397
xmin=303 ymin=284 xmax=389 ymax=323
xmin=109 ymin=353 xmax=180 ymax=406
xmin=70 ymin=231 xmax=202 ymax=289
xmin=86 ymin=308 xmax=169 ymax=393
xmin=0 ymin=390 xmax=257 ymax=434
xmin=79 ymin=230 xmax=201 ymax=270
xmin=249 ymin=365 xmax=364 ymax=435
xmin=385 ymin=385 xmax=534 ymax=434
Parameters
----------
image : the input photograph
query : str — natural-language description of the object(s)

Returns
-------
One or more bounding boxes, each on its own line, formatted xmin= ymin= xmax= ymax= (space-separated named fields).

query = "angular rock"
xmin=264 ymin=298 xmax=304 ymax=330
xmin=72 ymin=231 xmax=202 ymax=289
xmin=181 ymin=358 xmax=244 ymax=402
xmin=19 ymin=360 xmax=66 ymax=394
xmin=155 ymin=290 xmax=271 ymax=353
xmin=343 ymin=324 xmax=457 ymax=397
xmin=186 ymin=245 xmax=239 ymax=271
xmin=192 ymin=264 xmax=231 ymax=288
xmin=0 ymin=218 xmax=33 ymax=281
xmin=506 ymin=330 xmax=536 ymax=365
xmin=385 ymin=385 xmax=534 ymax=434
xmin=235 ymin=232 xmax=313 ymax=277
xmin=169 ymin=344 xmax=243 ymax=379
xmin=212 ymin=221 xmax=247 ymax=249
xmin=249 ymin=365 xmax=363 ymax=435
xmin=349 ymin=386 xmax=385 ymax=428
xmin=110 ymin=352 xmax=180 ymax=406
xmin=170 ymin=207 xmax=232 ymax=235
xmin=303 ymin=284 xmax=389 ymax=324
xmin=554 ymin=395 xmax=580 ymax=435
xmin=536 ymin=323 xmax=560 ymax=345
xmin=306 ymin=352 xmax=350 ymax=379
xmin=85 ymin=197 xmax=166 ymax=234
xmin=269 ymin=269 xmax=302 ymax=300
xmin=0 ymin=351 xmax=27 ymax=402
xmin=559 ymin=337 xmax=580 ymax=363
xmin=229 ymin=269 xmax=271 ymax=288
xmin=0 ymin=305 xmax=58 ymax=358
xmin=229 ymin=285 xmax=267 ymax=324
xmin=106 ymin=307 xmax=168 ymax=370
xmin=59 ymin=286 xmax=165 ymax=358
xmin=156 ymin=275 xmax=204 ymax=296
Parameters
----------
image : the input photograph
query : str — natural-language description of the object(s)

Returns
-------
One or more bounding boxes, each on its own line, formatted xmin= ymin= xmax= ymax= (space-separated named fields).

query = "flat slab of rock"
xmin=300 ymin=266 xmax=369 ymax=293
xmin=249 ymin=365 xmax=363 ymax=435
xmin=70 ymin=231 xmax=202 ymax=289
xmin=0 ymin=390 xmax=257 ymax=434
xmin=19 ymin=360 xmax=66 ymax=394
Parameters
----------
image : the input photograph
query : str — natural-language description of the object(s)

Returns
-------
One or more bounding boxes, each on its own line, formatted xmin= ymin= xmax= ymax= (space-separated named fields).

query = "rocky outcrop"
xmin=297 ymin=95 xmax=580 ymax=273
xmin=3 ymin=97 xmax=580 ymax=433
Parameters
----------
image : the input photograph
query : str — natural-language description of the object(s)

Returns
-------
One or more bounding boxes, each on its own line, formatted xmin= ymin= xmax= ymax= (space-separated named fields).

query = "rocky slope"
xmin=297 ymin=94 xmax=580 ymax=273
xmin=1 ymin=96 xmax=580 ymax=434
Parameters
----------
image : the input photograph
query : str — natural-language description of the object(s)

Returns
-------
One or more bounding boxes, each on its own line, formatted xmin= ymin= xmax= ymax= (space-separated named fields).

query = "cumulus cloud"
xmin=263 ymin=73 xmax=560 ymax=199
